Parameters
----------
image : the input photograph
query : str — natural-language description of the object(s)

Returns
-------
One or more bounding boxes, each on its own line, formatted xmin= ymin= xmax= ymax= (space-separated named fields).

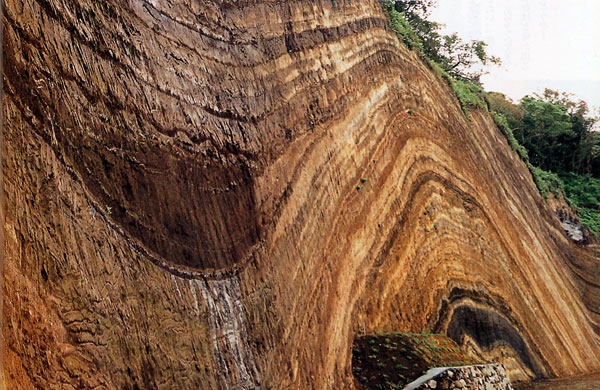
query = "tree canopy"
xmin=514 ymin=90 xmax=599 ymax=175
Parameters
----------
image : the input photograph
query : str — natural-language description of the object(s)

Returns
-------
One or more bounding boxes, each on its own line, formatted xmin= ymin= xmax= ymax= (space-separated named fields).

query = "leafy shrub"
xmin=381 ymin=1 xmax=491 ymax=117
xmin=381 ymin=1 xmax=424 ymax=51
xmin=492 ymin=112 xmax=529 ymax=162
xmin=560 ymin=173 xmax=600 ymax=209
xmin=453 ymin=79 xmax=488 ymax=110
xmin=578 ymin=208 xmax=600 ymax=235
xmin=529 ymin=166 xmax=562 ymax=198
xmin=487 ymin=92 xmax=524 ymax=129
xmin=560 ymin=173 xmax=600 ymax=234
xmin=491 ymin=111 xmax=565 ymax=202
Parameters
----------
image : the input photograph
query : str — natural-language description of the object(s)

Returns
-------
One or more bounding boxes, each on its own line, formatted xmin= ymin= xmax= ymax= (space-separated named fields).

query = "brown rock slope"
xmin=3 ymin=0 xmax=600 ymax=388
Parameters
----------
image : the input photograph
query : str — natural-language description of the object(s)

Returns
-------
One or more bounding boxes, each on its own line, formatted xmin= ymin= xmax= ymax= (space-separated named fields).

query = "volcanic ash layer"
xmin=3 ymin=0 xmax=600 ymax=389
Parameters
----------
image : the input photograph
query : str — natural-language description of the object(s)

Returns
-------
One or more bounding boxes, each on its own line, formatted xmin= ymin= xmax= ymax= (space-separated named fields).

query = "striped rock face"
xmin=3 ymin=0 xmax=600 ymax=389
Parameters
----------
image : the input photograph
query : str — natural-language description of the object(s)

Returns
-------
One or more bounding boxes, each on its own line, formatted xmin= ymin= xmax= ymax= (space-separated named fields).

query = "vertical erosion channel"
xmin=197 ymin=277 xmax=260 ymax=390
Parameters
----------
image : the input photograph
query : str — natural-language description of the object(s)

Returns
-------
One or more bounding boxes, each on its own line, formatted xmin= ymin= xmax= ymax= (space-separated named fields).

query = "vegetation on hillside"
xmin=492 ymin=91 xmax=600 ymax=234
xmin=560 ymin=173 xmax=600 ymax=234
xmin=384 ymin=0 xmax=500 ymax=83
xmin=381 ymin=0 xmax=498 ymax=116
xmin=381 ymin=0 xmax=600 ymax=235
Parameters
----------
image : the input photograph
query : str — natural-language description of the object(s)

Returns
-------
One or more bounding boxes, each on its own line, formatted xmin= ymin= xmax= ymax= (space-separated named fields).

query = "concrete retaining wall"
xmin=404 ymin=364 xmax=513 ymax=390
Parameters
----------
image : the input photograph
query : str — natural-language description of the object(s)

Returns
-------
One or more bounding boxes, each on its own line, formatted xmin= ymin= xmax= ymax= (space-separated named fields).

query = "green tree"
xmin=517 ymin=90 xmax=599 ymax=174
xmin=590 ymin=133 xmax=600 ymax=177
xmin=518 ymin=96 xmax=575 ymax=171
xmin=487 ymin=92 xmax=524 ymax=129
xmin=436 ymin=34 xmax=501 ymax=82
xmin=390 ymin=0 xmax=501 ymax=82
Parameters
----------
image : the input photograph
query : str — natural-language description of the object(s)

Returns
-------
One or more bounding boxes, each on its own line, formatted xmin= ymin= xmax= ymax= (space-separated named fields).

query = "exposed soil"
xmin=352 ymin=333 xmax=481 ymax=389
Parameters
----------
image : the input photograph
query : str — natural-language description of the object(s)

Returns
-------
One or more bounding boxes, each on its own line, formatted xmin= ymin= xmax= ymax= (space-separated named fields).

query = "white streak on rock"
xmin=189 ymin=279 xmax=200 ymax=315
xmin=171 ymin=274 xmax=183 ymax=299
xmin=199 ymin=277 xmax=259 ymax=390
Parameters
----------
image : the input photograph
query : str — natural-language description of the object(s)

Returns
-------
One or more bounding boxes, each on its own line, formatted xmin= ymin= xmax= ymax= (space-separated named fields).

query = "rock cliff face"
xmin=3 ymin=0 xmax=600 ymax=389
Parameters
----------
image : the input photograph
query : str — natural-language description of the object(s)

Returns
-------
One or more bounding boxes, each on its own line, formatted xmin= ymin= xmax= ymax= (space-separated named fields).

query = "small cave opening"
xmin=446 ymin=305 xmax=545 ymax=377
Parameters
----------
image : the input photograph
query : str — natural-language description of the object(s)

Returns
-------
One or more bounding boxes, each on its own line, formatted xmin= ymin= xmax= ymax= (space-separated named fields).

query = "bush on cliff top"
xmin=381 ymin=1 xmax=493 ymax=118
xmin=382 ymin=1 xmax=423 ymax=51
xmin=491 ymin=111 xmax=529 ymax=163
xmin=384 ymin=1 xmax=500 ymax=83
xmin=530 ymin=166 xmax=562 ymax=198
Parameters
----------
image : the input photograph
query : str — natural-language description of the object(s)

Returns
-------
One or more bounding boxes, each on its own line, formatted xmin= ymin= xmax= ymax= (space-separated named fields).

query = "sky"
xmin=430 ymin=0 xmax=600 ymax=114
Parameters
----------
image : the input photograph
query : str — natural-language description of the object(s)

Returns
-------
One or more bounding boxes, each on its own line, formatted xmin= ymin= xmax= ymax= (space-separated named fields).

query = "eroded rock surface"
xmin=3 ymin=1 xmax=600 ymax=389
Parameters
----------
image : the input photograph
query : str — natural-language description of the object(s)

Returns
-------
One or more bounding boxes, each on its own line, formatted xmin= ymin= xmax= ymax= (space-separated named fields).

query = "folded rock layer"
xmin=3 ymin=0 xmax=600 ymax=389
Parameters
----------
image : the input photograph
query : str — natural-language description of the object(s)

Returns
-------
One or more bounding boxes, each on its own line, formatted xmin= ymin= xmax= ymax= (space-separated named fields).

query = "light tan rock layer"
xmin=3 ymin=0 xmax=600 ymax=389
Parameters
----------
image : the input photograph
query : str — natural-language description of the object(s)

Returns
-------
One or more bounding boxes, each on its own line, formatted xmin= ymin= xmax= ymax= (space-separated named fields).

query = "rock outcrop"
xmin=3 ymin=0 xmax=600 ymax=389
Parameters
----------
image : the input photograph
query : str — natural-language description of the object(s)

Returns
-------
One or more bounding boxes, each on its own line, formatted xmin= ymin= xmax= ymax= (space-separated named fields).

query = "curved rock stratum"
xmin=3 ymin=0 xmax=600 ymax=389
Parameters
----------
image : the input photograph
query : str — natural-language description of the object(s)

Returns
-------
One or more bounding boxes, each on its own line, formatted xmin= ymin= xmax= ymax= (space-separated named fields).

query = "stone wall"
xmin=405 ymin=365 xmax=513 ymax=390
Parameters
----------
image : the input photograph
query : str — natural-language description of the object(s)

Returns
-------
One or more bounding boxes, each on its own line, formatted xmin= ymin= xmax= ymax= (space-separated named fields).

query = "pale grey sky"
xmin=430 ymin=0 xmax=600 ymax=113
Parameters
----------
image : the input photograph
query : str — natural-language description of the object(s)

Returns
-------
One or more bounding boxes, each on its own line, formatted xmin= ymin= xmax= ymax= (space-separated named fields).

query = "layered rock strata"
xmin=3 ymin=0 xmax=600 ymax=389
